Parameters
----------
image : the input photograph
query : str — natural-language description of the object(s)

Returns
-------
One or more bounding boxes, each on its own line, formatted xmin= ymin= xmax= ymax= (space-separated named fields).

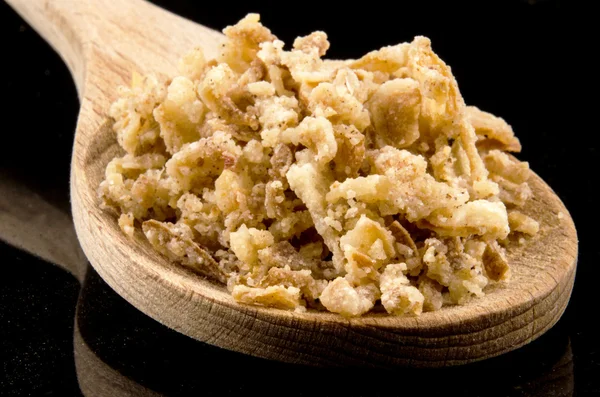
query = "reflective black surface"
xmin=1 ymin=1 xmax=596 ymax=396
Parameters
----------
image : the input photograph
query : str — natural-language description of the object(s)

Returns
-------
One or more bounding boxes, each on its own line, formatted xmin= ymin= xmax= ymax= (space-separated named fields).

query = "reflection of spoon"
xmin=74 ymin=323 xmax=160 ymax=397
xmin=75 ymin=266 xmax=574 ymax=397
xmin=7 ymin=0 xmax=578 ymax=366
xmin=0 ymin=172 xmax=86 ymax=279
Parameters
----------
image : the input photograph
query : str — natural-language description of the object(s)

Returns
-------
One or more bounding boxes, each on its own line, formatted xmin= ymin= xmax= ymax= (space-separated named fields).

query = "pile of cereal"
xmin=100 ymin=14 xmax=539 ymax=316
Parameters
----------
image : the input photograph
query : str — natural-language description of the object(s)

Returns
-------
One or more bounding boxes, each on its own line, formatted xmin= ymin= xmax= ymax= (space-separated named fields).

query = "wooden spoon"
xmin=7 ymin=0 xmax=578 ymax=367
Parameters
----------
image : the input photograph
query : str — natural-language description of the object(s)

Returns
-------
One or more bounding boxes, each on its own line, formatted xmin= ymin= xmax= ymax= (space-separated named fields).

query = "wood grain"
xmin=7 ymin=0 xmax=578 ymax=367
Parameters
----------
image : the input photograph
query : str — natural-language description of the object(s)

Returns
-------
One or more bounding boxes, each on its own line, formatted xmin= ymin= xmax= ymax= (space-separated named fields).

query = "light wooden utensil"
xmin=7 ymin=0 xmax=578 ymax=367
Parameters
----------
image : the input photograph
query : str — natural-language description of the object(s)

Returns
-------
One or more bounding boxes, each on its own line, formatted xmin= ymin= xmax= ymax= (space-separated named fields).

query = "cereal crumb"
xmin=118 ymin=213 xmax=135 ymax=237
xmin=509 ymin=211 xmax=539 ymax=236
xmin=100 ymin=14 xmax=538 ymax=316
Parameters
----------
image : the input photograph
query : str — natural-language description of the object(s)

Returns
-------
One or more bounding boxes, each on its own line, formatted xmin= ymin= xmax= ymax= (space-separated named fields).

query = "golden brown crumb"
xmin=467 ymin=106 xmax=522 ymax=152
xmin=380 ymin=263 xmax=424 ymax=315
xmin=118 ymin=213 xmax=135 ymax=237
xmin=100 ymin=14 xmax=538 ymax=316
xmin=367 ymin=78 xmax=421 ymax=149
xmin=320 ymin=277 xmax=378 ymax=317
xmin=508 ymin=211 xmax=540 ymax=236
xmin=231 ymin=284 xmax=302 ymax=310
xmin=482 ymin=240 xmax=510 ymax=281
xmin=418 ymin=276 xmax=443 ymax=312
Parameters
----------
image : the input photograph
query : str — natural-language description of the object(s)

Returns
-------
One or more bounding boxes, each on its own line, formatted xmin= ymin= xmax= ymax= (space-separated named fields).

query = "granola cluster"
xmin=100 ymin=14 xmax=538 ymax=317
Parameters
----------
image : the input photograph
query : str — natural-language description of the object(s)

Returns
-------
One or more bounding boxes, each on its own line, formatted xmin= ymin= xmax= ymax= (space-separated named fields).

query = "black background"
xmin=0 ymin=1 xmax=597 ymax=396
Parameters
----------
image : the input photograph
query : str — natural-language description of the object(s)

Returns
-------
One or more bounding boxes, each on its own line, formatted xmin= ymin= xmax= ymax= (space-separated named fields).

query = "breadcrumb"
xmin=100 ymin=14 xmax=538 ymax=316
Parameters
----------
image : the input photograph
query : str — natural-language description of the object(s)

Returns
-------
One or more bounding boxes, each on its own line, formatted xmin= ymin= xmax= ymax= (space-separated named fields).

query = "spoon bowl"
xmin=7 ymin=0 xmax=578 ymax=367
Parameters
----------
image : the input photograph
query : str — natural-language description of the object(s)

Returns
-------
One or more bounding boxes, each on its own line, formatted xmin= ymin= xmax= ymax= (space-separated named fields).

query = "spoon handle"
xmin=5 ymin=0 xmax=224 ymax=97
xmin=6 ymin=0 xmax=142 ymax=95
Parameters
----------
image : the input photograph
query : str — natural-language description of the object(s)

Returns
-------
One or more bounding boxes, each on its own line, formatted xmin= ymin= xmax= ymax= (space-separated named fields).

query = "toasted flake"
xmin=407 ymin=36 xmax=463 ymax=133
xmin=424 ymin=200 xmax=510 ymax=239
xmin=482 ymin=240 xmax=510 ymax=281
xmin=142 ymin=220 xmax=226 ymax=283
xmin=467 ymin=106 xmax=521 ymax=152
xmin=508 ymin=211 xmax=540 ymax=236
xmin=269 ymin=143 xmax=294 ymax=181
xmin=232 ymin=285 xmax=302 ymax=310
xmin=350 ymin=44 xmax=409 ymax=73
xmin=483 ymin=150 xmax=530 ymax=184
xmin=389 ymin=221 xmax=418 ymax=254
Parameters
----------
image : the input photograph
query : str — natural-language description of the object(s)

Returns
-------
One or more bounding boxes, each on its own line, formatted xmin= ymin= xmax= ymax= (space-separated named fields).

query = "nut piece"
xmin=508 ymin=211 xmax=540 ymax=236
xmin=232 ymin=285 xmax=302 ymax=310
xmin=482 ymin=241 xmax=510 ymax=281
xmin=142 ymin=220 xmax=226 ymax=283
xmin=367 ymin=78 xmax=421 ymax=149
xmin=388 ymin=221 xmax=418 ymax=254
xmin=467 ymin=106 xmax=521 ymax=152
